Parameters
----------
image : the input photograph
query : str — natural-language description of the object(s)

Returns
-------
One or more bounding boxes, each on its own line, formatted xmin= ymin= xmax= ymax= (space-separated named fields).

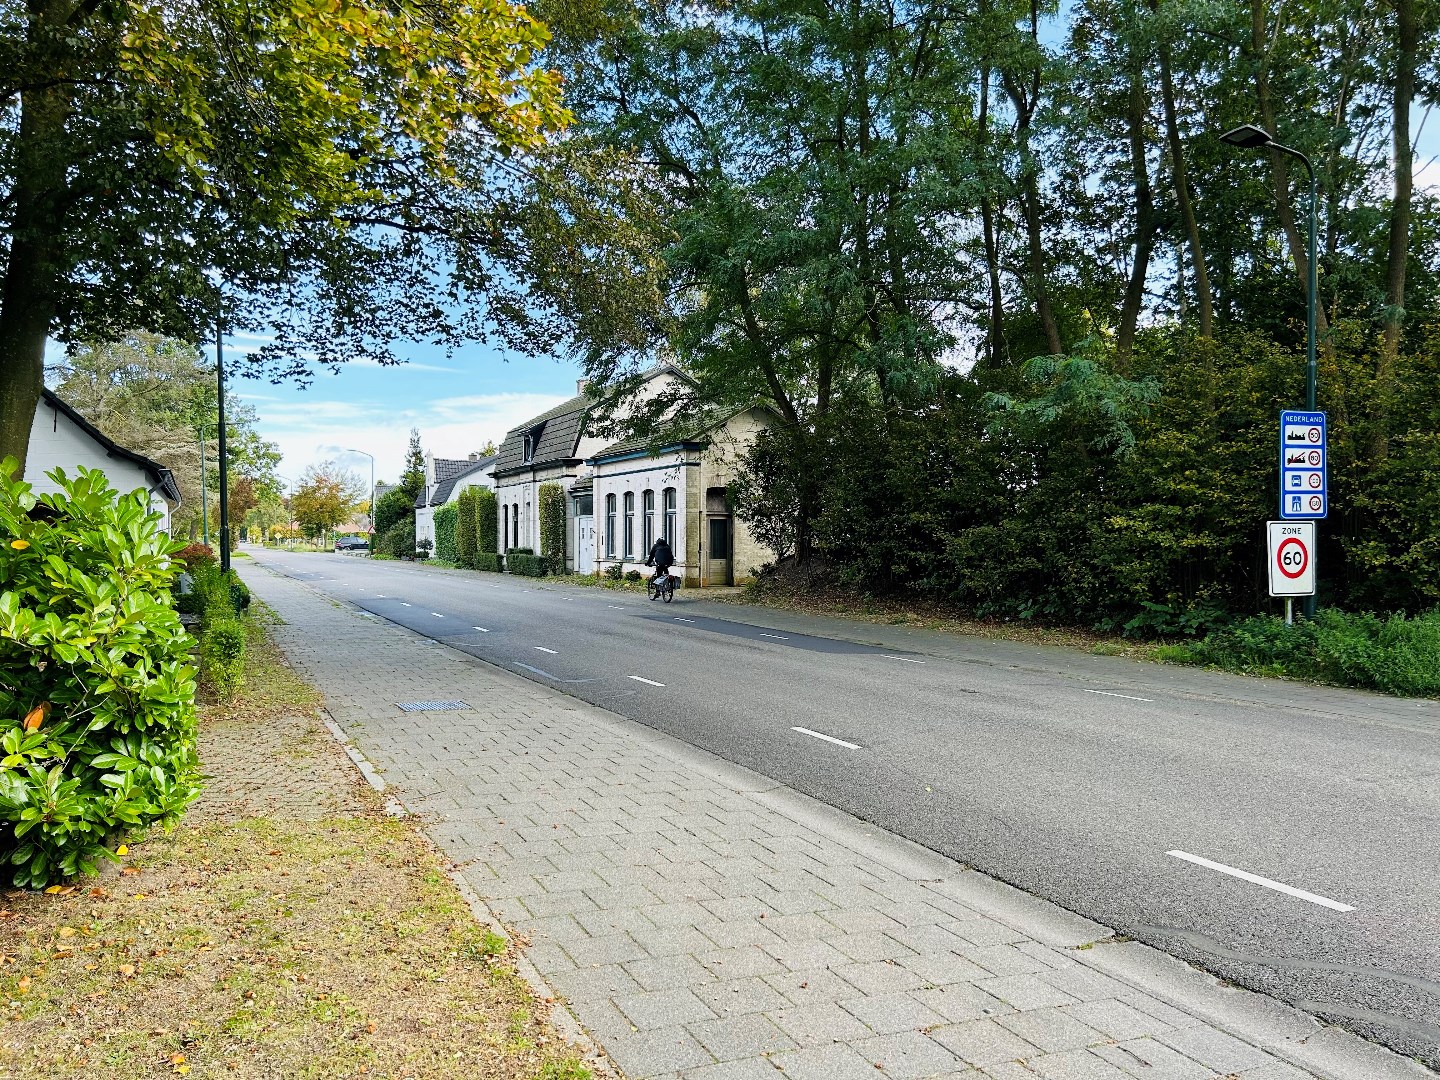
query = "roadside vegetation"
xmin=0 ymin=603 xmax=593 ymax=1079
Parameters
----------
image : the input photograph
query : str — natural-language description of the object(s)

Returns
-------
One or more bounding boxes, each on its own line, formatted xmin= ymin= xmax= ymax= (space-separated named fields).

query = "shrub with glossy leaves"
xmin=0 ymin=460 xmax=200 ymax=887
xmin=434 ymin=503 xmax=458 ymax=563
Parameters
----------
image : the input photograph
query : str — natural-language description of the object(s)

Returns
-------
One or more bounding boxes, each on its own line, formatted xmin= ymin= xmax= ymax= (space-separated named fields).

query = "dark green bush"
xmin=380 ymin=518 xmax=416 ymax=559
xmin=624 ymin=569 xmax=643 ymax=582
xmin=604 ymin=564 xmax=624 ymax=581
xmin=201 ymin=616 xmax=246 ymax=700
xmin=374 ymin=487 xmax=414 ymax=537
xmin=1191 ymin=608 xmax=1440 ymax=696
xmin=434 ymin=503 xmax=458 ymax=564
xmin=455 ymin=487 xmax=477 ymax=568
xmin=539 ymin=483 xmax=566 ymax=574
xmin=507 ymin=552 xmax=547 ymax=577
xmin=0 ymin=460 xmax=201 ymax=887
xmin=474 ymin=488 xmax=498 ymax=554
xmin=474 ymin=552 xmax=503 ymax=572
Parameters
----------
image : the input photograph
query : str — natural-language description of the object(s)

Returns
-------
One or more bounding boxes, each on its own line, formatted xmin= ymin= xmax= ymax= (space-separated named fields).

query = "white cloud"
xmin=1416 ymin=154 xmax=1440 ymax=193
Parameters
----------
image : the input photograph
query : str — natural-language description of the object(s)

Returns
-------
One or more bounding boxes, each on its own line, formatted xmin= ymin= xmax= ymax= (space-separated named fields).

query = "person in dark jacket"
xmin=645 ymin=536 xmax=674 ymax=598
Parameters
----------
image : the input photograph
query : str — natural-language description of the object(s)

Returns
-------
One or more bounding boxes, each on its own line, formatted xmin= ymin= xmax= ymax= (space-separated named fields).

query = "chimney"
xmin=577 ymin=378 xmax=591 ymax=394
xmin=468 ymin=451 xmax=479 ymax=461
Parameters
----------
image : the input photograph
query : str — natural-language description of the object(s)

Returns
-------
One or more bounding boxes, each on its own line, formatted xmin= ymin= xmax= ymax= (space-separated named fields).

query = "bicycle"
xmin=648 ymin=568 xmax=676 ymax=603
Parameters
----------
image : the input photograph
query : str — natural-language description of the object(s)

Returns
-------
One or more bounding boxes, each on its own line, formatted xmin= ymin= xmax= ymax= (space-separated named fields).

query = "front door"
xmin=575 ymin=515 xmax=595 ymax=574
xmin=706 ymin=516 xmax=732 ymax=586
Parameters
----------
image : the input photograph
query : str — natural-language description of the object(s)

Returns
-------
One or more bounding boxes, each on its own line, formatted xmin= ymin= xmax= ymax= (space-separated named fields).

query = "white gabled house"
xmin=26 ymin=388 xmax=181 ymax=532
xmin=586 ymin=407 xmax=774 ymax=587
xmin=414 ymin=451 xmax=497 ymax=550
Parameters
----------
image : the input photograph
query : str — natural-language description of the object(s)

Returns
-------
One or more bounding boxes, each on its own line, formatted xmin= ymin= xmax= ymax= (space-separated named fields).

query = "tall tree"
xmin=1 ymin=0 xmax=621 ymax=473
xmin=400 ymin=429 xmax=426 ymax=499
xmin=290 ymin=462 xmax=365 ymax=543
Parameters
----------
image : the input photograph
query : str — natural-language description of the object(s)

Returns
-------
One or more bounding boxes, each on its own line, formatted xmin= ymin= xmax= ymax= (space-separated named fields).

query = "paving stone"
xmin=994 ymin=1007 xmax=1104 ymax=1053
xmin=689 ymin=1013 xmax=797 ymax=1060
xmin=929 ymin=1018 xmax=1041 ymax=1067
xmin=627 ymin=953 xmax=718 ymax=992
xmin=963 ymin=945 xmax=1053 ymax=978
xmin=1024 ymin=1050 xmax=1133 ymax=1080
xmin=852 ymin=1031 xmax=963 ymax=1077
xmin=836 ymin=960 xmax=929 ymax=995
xmin=695 ymin=977 xmax=793 ymax=1017
xmin=764 ymin=967 xmax=860 ymax=1005
xmin=617 ymin=988 xmax=719 ymax=1030
xmin=681 ymin=1059 xmax=789 ymax=1080
xmin=604 ymin=1026 xmax=718 ymax=1077
xmin=701 ymin=945 xmax=790 ymax=979
xmin=571 ymin=997 xmax=639 ymax=1041
xmin=1059 ymin=999 xmax=1175 ymax=1041
xmin=975 ymin=974 xmax=1080 ymax=1011
xmin=764 ymin=938 xmax=854 ymax=972
xmin=832 ymin=931 xmax=920 ymax=963
xmin=914 ymin=984 xmax=1015 ymax=1023
xmin=838 ymin=992 xmax=947 ymax=1035
xmin=1091 ymin=1038 xmax=1218 ymax=1079
xmin=1159 ymin=1027 xmax=1275 ymax=1073
xmin=771 ymin=1043 xmax=889 ymax=1080
xmin=564 ymin=931 xmax=652 ymax=967
xmin=907 ymin=951 xmax=995 ymax=987
xmin=768 ymin=1001 xmax=875 ymax=1046
xmin=545 ymin=962 xmax=647 ymax=1003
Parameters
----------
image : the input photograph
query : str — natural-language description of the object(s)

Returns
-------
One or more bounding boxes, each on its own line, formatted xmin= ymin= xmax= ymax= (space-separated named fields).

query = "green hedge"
xmin=0 ymin=460 xmax=201 ymax=887
xmin=507 ymin=552 xmax=547 ymax=577
xmin=539 ymin=483 xmax=566 ymax=575
xmin=379 ymin=518 xmax=416 ymax=559
xmin=455 ymin=487 xmax=477 ymax=568
xmin=434 ymin=503 xmax=458 ymax=563
xmin=1177 ymin=608 xmax=1440 ymax=697
xmin=474 ymin=552 xmax=503 ymax=572
xmin=374 ymin=487 xmax=414 ymax=536
xmin=475 ymin=488 xmax=498 ymax=555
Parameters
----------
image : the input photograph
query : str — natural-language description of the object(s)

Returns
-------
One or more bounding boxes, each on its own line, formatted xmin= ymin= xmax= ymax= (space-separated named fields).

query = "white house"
xmin=26 ymin=389 xmax=181 ymax=532
xmin=587 ymin=407 xmax=773 ymax=587
xmin=414 ymin=451 xmax=497 ymax=550
xmin=492 ymin=367 xmax=688 ymax=570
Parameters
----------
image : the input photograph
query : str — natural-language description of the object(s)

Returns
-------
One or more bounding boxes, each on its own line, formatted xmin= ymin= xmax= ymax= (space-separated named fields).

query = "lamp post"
xmin=216 ymin=304 xmax=231 ymax=573
xmin=346 ymin=448 xmax=375 ymax=538
xmin=1221 ymin=122 xmax=1319 ymax=617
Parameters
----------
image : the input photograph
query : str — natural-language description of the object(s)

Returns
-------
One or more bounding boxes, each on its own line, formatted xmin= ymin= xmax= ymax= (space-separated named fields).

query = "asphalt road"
xmin=245 ymin=548 xmax=1440 ymax=1065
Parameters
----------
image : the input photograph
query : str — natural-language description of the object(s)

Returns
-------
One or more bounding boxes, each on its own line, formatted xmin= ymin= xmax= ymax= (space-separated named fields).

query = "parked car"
xmin=334 ymin=536 xmax=369 ymax=553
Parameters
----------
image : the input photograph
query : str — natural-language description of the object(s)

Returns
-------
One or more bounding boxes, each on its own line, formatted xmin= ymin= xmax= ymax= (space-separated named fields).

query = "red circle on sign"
xmin=1277 ymin=537 xmax=1309 ymax=579
xmin=1309 ymin=495 xmax=1323 ymax=510
xmin=1308 ymin=450 xmax=1321 ymax=465
xmin=1308 ymin=473 xmax=1322 ymax=488
xmin=1308 ymin=427 xmax=1321 ymax=443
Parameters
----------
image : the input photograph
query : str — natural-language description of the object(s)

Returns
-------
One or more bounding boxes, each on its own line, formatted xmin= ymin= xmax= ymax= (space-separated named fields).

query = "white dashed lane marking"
xmin=628 ymin=676 xmax=665 ymax=687
xmin=534 ymin=647 xmax=558 ymax=655
xmin=792 ymin=727 xmax=861 ymax=749
xmin=1083 ymin=689 xmax=1153 ymax=702
xmin=1166 ymin=850 xmax=1354 ymax=912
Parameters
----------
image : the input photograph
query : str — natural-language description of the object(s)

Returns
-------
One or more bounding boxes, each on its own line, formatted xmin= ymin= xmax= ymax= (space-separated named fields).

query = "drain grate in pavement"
xmin=394 ymin=699 xmax=470 ymax=713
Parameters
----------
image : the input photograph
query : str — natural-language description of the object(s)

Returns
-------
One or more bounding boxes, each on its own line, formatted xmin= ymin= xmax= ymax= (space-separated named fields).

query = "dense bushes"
xmin=434 ymin=503 xmax=458 ymax=563
xmin=191 ymin=562 xmax=248 ymax=700
xmin=474 ymin=552 xmax=503 ymax=572
xmin=379 ymin=517 xmax=416 ymax=559
xmin=0 ymin=461 xmax=201 ymax=887
xmin=1177 ymin=609 xmax=1440 ymax=697
xmin=474 ymin=488 xmax=498 ymax=555
xmin=374 ymin=488 xmax=414 ymax=537
xmin=507 ymin=552 xmax=547 ymax=576
xmin=737 ymin=324 xmax=1440 ymax=636
xmin=455 ymin=487 xmax=477 ymax=568
xmin=539 ymin=483 xmax=566 ymax=574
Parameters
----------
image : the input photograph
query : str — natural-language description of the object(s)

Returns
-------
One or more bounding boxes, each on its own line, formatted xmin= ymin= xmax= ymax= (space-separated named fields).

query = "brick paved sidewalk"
xmin=241 ymin=562 xmax=1431 ymax=1080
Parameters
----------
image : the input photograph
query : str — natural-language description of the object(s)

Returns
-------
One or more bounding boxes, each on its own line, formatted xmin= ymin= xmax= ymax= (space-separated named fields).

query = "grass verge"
xmin=0 ymin=604 xmax=594 ymax=1079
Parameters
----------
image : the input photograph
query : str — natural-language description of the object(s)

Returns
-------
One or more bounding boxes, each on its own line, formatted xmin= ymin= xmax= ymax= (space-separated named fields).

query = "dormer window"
xmin=522 ymin=421 xmax=546 ymax=464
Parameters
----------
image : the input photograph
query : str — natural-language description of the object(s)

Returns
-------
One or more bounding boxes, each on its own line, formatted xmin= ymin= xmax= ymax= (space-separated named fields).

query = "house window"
xmin=642 ymin=490 xmax=655 ymax=554
xmin=605 ymin=494 xmax=616 ymax=558
xmin=523 ymin=434 xmax=534 ymax=463
xmin=502 ymin=503 xmax=509 ymax=550
xmin=663 ymin=487 xmax=676 ymax=546
xmin=623 ymin=492 xmax=635 ymax=559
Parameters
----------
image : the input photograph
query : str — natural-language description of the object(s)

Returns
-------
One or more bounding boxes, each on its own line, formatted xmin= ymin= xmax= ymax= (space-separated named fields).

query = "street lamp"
xmin=346 ymin=448 xmax=375 ymax=540
xmin=1221 ymin=123 xmax=1319 ymax=617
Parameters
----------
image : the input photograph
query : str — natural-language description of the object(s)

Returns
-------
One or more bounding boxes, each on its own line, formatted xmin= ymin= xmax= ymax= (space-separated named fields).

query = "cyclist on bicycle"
xmin=645 ymin=536 xmax=674 ymax=600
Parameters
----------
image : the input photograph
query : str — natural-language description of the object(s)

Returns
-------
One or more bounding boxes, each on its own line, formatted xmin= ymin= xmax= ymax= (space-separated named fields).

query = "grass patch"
xmin=0 ymin=604 xmax=593 ymax=1079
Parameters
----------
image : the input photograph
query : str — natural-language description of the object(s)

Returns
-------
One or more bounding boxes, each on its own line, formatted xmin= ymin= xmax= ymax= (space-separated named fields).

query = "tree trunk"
xmin=0 ymin=1 xmax=72 ymax=476
xmin=1153 ymin=28 xmax=1212 ymax=338
xmin=979 ymin=63 xmax=1007 ymax=367
xmin=1118 ymin=59 xmax=1156 ymax=368
xmin=1004 ymin=72 xmax=1063 ymax=357
xmin=1377 ymin=0 xmax=1417 ymax=455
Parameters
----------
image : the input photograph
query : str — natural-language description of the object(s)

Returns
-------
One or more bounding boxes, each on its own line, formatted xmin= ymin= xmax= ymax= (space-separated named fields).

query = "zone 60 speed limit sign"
xmin=1267 ymin=521 xmax=1316 ymax=596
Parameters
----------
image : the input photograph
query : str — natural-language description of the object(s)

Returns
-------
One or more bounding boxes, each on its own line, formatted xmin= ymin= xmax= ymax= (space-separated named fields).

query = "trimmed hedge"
xmin=455 ymin=487 xmax=477 ymax=568
xmin=0 ymin=461 xmax=201 ymax=887
xmin=475 ymin=488 xmax=498 ymax=555
xmin=539 ymin=482 xmax=566 ymax=575
xmin=434 ymin=503 xmax=458 ymax=564
xmin=474 ymin=552 xmax=503 ymax=572
xmin=507 ymin=552 xmax=548 ymax=577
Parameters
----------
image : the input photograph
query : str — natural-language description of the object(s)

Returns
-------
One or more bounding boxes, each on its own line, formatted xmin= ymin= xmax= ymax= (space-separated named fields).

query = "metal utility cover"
xmin=394 ymin=700 xmax=470 ymax=713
